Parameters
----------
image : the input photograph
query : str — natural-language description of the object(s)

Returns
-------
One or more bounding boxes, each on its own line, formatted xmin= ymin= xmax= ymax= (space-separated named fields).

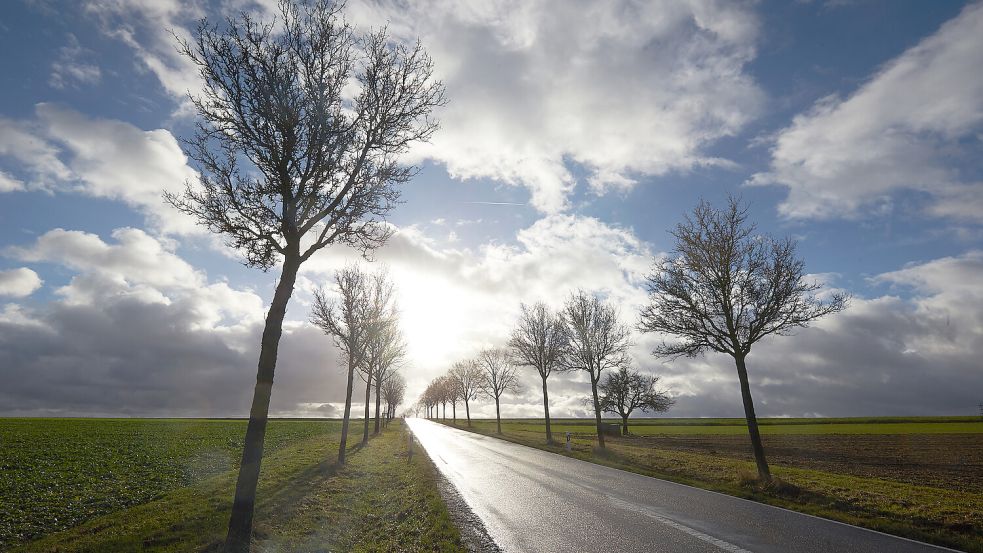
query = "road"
xmin=407 ymin=418 xmax=956 ymax=553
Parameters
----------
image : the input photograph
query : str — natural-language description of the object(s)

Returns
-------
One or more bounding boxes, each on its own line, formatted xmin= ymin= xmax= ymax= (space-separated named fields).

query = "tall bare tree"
xmin=310 ymin=266 xmax=371 ymax=463
xmin=450 ymin=360 xmax=482 ymax=427
xmin=168 ymin=1 xmax=444 ymax=548
xmin=639 ymin=197 xmax=847 ymax=481
xmin=509 ymin=302 xmax=569 ymax=444
xmin=562 ymin=290 xmax=632 ymax=449
xmin=598 ymin=367 xmax=674 ymax=436
xmin=477 ymin=348 xmax=521 ymax=434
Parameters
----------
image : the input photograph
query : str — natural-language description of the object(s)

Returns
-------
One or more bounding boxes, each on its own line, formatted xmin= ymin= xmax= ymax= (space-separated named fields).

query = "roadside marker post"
xmin=565 ymin=432 xmax=572 ymax=451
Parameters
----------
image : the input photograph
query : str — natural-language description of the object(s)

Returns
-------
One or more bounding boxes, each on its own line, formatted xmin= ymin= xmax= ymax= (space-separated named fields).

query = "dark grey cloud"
xmin=0 ymin=291 xmax=354 ymax=417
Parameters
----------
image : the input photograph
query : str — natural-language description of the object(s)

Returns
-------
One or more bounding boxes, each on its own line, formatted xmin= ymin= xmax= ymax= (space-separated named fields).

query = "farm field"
xmin=504 ymin=416 xmax=983 ymax=435
xmin=0 ymin=418 xmax=462 ymax=552
xmin=440 ymin=416 xmax=983 ymax=552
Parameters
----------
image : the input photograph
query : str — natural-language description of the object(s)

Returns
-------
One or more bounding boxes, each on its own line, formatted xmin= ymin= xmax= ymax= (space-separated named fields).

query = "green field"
xmin=0 ymin=418 xmax=463 ymax=552
xmin=442 ymin=416 xmax=983 ymax=552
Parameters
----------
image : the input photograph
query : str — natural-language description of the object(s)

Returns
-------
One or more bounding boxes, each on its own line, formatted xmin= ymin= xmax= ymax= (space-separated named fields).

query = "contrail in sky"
xmin=461 ymin=201 xmax=527 ymax=206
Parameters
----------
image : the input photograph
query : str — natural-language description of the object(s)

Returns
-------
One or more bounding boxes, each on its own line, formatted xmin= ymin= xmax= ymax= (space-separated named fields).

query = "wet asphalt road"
xmin=407 ymin=418 xmax=956 ymax=553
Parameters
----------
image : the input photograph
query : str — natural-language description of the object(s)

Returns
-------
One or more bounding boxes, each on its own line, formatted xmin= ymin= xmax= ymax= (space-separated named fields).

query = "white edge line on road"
xmin=606 ymin=495 xmax=755 ymax=553
xmin=413 ymin=419 xmax=964 ymax=553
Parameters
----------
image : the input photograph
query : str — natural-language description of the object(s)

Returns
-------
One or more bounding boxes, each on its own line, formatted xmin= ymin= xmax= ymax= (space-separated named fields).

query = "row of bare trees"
xmin=310 ymin=265 xmax=409 ymax=463
xmin=419 ymin=349 xmax=520 ymax=433
xmin=417 ymin=294 xmax=675 ymax=443
xmin=509 ymin=293 xmax=674 ymax=447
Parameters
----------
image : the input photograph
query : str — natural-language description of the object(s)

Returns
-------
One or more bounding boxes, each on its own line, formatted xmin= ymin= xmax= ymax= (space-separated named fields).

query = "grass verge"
xmin=11 ymin=421 xmax=464 ymax=552
xmin=440 ymin=418 xmax=982 ymax=553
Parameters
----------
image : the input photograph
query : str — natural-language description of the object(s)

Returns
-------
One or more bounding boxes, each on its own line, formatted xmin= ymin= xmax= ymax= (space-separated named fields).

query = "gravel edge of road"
xmin=409 ymin=425 xmax=502 ymax=553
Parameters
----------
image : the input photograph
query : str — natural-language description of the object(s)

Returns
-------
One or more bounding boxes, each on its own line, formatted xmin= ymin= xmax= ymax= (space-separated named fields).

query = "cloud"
xmin=0 ymin=268 xmax=43 ymax=297
xmin=299 ymin=213 xmax=661 ymax=414
xmin=0 ymin=226 xmax=351 ymax=417
xmin=1 ymin=221 xmax=981 ymax=418
xmin=345 ymin=0 xmax=763 ymax=212
xmin=0 ymin=114 xmax=72 ymax=190
xmin=0 ymin=170 xmax=24 ymax=192
xmin=49 ymin=33 xmax=102 ymax=89
xmin=749 ymin=2 xmax=983 ymax=221
xmin=83 ymin=0 xmax=206 ymax=113
xmin=78 ymin=0 xmax=763 ymax=212
xmin=0 ymin=104 xmax=199 ymax=234
xmin=654 ymin=252 xmax=983 ymax=417
xmin=318 ymin=222 xmax=983 ymax=419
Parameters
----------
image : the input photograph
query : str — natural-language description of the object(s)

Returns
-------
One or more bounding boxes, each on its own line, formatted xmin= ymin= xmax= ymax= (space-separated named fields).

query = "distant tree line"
xmin=416 ymin=291 xmax=675 ymax=442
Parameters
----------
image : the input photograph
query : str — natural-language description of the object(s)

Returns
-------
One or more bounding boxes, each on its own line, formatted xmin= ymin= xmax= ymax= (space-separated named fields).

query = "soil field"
xmin=637 ymin=432 xmax=983 ymax=493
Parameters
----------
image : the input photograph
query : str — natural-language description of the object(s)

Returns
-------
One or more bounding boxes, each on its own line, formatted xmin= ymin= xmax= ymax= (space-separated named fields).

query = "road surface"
xmin=407 ymin=418 xmax=956 ymax=553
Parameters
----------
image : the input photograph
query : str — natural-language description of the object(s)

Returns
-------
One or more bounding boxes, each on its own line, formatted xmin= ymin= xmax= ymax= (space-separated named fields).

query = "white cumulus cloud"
xmin=347 ymin=0 xmax=764 ymax=212
xmin=0 ymin=105 xmax=199 ymax=234
xmin=750 ymin=2 xmax=983 ymax=221
xmin=0 ymin=268 xmax=43 ymax=297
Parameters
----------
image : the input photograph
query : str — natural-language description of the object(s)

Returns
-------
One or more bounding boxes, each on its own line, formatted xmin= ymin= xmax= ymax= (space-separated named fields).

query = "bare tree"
xmin=450 ymin=360 xmax=482 ymax=427
xmin=562 ymin=290 xmax=632 ymax=449
xmin=435 ymin=375 xmax=454 ymax=420
xmin=477 ymin=348 xmax=521 ymax=434
xmin=446 ymin=372 xmax=460 ymax=423
xmin=639 ymin=197 xmax=847 ymax=481
xmin=509 ymin=302 xmax=569 ymax=444
xmin=311 ymin=266 xmax=371 ymax=463
xmin=168 ymin=1 xmax=444 ymax=547
xmin=598 ymin=367 xmax=674 ymax=436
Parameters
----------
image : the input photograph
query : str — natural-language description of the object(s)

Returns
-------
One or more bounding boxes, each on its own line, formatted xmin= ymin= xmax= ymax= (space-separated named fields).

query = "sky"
xmin=1 ymin=0 xmax=982 ymax=419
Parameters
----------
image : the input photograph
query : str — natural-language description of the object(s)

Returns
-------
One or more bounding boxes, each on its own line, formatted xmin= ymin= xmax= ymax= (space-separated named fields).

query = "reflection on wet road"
xmin=407 ymin=418 xmax=954 ymax=553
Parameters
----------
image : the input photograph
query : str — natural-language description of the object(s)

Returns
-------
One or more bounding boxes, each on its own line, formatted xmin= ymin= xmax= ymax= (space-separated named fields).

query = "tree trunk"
xmin=735 ymin=354 xmax=771 ymax=481
xmin=542 ymin=374 xmax=553 ymax=444
xmin=373 ymin=376 xmax=382 ymax=434
xmin=338 ymin=347 xmax=357 ymax=464
xmin=361 ymin=369 xmax=372 ymax=445
xmin=441 ymin=402 xmax=445 ymax=420
xmin=224 ymin=253 xmax=300 ymax=552
xmin=495 ymin=396 xmax=502 ymax=434
xmin=452 ymin=401 xmax=456 ymax=423
xmin=465 ymin=398 xmax=471 ymax=427
xmin=621 ymin=415 xmax=629 ymax=436
xmin=591 ymin=376 xmax=605 ymax=448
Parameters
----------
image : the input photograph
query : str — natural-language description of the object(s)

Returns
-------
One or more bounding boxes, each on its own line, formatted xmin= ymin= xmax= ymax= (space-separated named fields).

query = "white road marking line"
xmin=607 ymin=496 xmax=755 ymax=553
